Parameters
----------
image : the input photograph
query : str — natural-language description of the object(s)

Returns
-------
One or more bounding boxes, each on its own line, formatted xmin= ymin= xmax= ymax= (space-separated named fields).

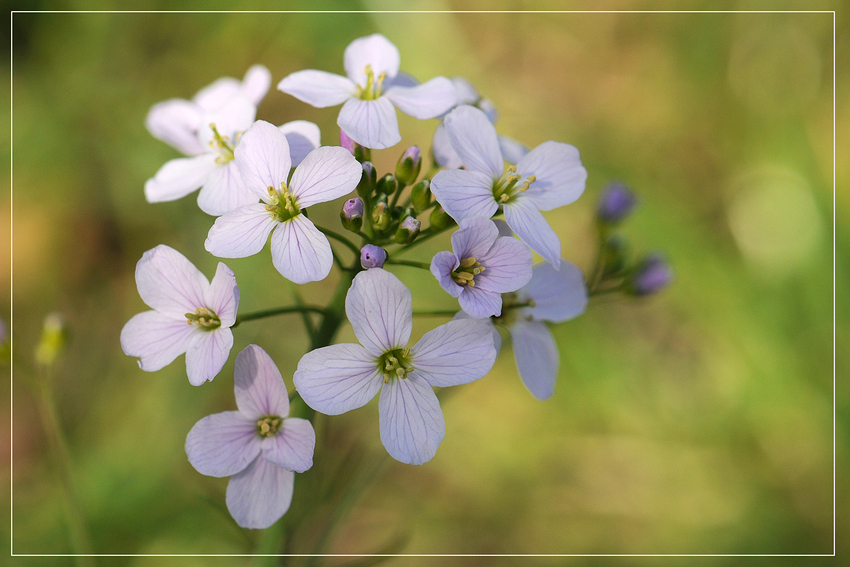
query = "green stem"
xmin=316 ymin=225 xmax=361 ymax=257
xmin=385 ymin=258 xmax=431 ymax=270
xmin=412 ymin=309 xmax=458 ymax=317
xmin=233 ymin=305 xmax=326 ymax=327
xmin=391 ymin=224 xmax=451 ymax=257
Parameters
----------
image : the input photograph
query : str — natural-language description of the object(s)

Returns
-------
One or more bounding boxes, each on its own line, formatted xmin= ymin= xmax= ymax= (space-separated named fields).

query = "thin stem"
xmin=316 ymin=225 xmax=361 ymax=257
xmin=412 ymin=309 xmax=458 ymax=317
xmin=391 ymin=224 xmax=451 ymax=257
xmin=385 ymin=258 xmax=431 ymax=270
xmin=285 ymin=280 xmax=316 ymax=341
xmin=233 ymin=305 xmax=326 ymax=327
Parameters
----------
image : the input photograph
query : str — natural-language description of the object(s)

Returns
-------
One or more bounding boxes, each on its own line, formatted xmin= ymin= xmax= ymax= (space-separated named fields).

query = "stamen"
xmin=459 ymin=257 xmax=477 ymax=268
xmin=185 ymin=307 xmax=221 ymax=330
xmin=256 ymin=416 xmax=283 ymax=438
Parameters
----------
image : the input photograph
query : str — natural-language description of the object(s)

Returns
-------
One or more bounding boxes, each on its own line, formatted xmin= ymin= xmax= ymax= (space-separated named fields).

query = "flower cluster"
xmin=121 ymin=34 xmax=668 ymax=532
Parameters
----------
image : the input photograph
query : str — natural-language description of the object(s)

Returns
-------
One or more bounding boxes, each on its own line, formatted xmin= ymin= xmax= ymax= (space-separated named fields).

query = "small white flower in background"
xmin=430 ymin=105 xmax=587 ymax=269
xmin=120 ymin=245 xmax=239 ymax=386
xmin=185 ymin=344 xmax=315 ymax=530
xmin=294 ymin=268 xmax=497 ymax=465
xmin=430 ymin=217 xmax=533 ymax=318
xmin=205 ymin=120 xmax=361 ymax=284
xmin=278 ymin=33 xmax=457 ymax=150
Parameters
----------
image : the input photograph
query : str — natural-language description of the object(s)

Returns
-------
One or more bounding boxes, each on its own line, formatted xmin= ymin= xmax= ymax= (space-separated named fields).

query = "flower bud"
xmin=377 ymin=173 xmax=398 ymax=197
xmin=341 ymin=128 xmax=370 ymax=162
xmin=356 ymin=161 xmax=376 ymax=199
xmin=411 ymin=179 xmax=431 ymax=213
xmin=340 ymin=129 xmax=356 ymax=155
xmin=360 ymin=245 xmax=387 ymax=269
xmin=395 ymin=216 xmax=421 ymax=244
xmin=371 ymin=200 xmax=390 ymax=230
xmin=35 ymin=312 xmax=69 ymax=368
xmin=429 ymin=206 xmax=455 ymax=231
xmin=395 ymin=146 xmax=421 ymax=186
xmin=597 ymin=182 xmax=637 ymax=225
xmin=628 ymin=253 xmax=672 ymax=296
xmin=340 ymin=197 xmax=364 ymax=233
xmin=601 ymin=235 xmax=627 ymax=276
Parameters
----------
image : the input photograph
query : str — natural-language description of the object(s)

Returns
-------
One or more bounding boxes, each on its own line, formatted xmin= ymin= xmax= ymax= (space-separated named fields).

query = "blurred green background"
xmin=6 ymin=4 xmax=846 ymax=565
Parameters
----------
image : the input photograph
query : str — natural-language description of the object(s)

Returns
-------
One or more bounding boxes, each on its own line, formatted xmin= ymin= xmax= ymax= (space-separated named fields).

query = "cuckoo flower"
xmin=205 ymin=120 xmax=361 ymax=284
xmin=294 ymin=269 xmax=497 ymax=465
xmin=185 ymin=345 xmax=316 ymax=529
xmin=278 ymin=33 xmax=456 ymax=150
xmin=120 ymin=245 xmax=239 ymax=386
xmin=430 ymin=105 xmax=588 ymax=269
xmin=431 ymin=218 xmax=533 ymax=318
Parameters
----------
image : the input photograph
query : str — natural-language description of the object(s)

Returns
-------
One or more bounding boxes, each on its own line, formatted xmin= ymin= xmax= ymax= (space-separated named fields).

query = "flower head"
xmin=205 ymin=120 xmax=361 ymax=284
xmin=430 ymin=218 xmax=533 ymax=318
xmin=628 ymin=253 xmax=673 ymax=296
xmin=360 ymin=245 xmax=387 ymax=269
xmin=293 ymin=269 xmax=496 ymax=464
xmin=185 ymin=344 xmax=316 ymax=529
xmin=597 ymin=182 xmax=637 ymax=224
xmin=430 ymin=105 xmax=587 ymax=269
xmin=278 ymin=34 xmax=457 ymax=149
xmin=120 ymin=245 xmax=239 ymax=386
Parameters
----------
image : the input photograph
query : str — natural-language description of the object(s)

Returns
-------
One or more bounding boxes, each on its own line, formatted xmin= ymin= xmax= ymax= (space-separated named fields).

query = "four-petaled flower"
xmin=185 ymin=344 xmax=316 ymax=529
xmin=120 ymin=245 xmax=239 ymax=386
xmin=205 ymin=120 xmax=361 ymax=284
xmin=278 ymin=33 xmax=457 ymax=150
xmin=430 ymin=217 xmax=533 ymax=318
xmin=293 ymin=268 xmax=497 ymax=465
xmin=430 ymin=105 xmax=588 ymax=269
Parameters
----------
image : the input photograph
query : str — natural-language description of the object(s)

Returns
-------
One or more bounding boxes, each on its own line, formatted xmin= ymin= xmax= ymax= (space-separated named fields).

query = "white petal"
xmin=451 ymin=217 xmax=498 ymax=261
xmin=270 ymin=215 xmax=333 ymax=284
xmin=503 ymin=198 xmax=562 ymax=269
xmin=344 ymin=34 xmax=400 ymax=87
xmin=185 ymin=411 xmax=260 ymax=477
xmin=432 ymin=122 xmax=463 ymax=169
xmin=226 ymin=456 xmax=294 ymax=529
xmin=476 ymin=236 xmax=534 ymax=294
xmin=204 ymin=263 xmax=239 ymax=327
xmin=453 ymin=310 xmax=502 ymax=352
xmin=410 ymin=319 xmax=496 ymax=387
xmin=193 ymin=77 xmax=242 ymax=112
xmin=430 ymin=251 xmax=462 ymax=299
xmin=498 ymin=135 xmax=529 ymax=165
xmin=458 ymin=285 xmax=504 ymax=318
xmin=144 ymin=154 xmax=217 ymax=204
xmin=197 ymin=160 xmax=258 ymax=216
xmin=234 ymin=120 xmax=292 ymax=198
xmin=289 ymin=146 xmax=361 ymax=208
xmin=145 ymin=99 xmax=205 ymax=156
xmin=451 ymin=76 xmax=479 ymax=105
xmin=510 ymin=320 xmax=559 ymax=400
xmin=120 ymin=311 xmax=196 ymax=372
xmin=197 ymin=95 xmax=257 ymax=149
xmin=234 ymin=344 xmax=289 ymax=419
xmin=263 ymin=418 xmax=316 ymax=473
xmin=205 ymin=204 xmax=278 ymax=259
xmin=346 ymin=269 xmax=412 ymax=356
xmin=278 ymin=120 xmax=321 ymax=166
xmin=135 ymin=244 xmax=208 ymax=316
xmin=516 ymin=141 xmax=587 ymax=211
xmin=430 ymin=169 xmax=498 ymax=223
xmin=241 ymin=64 xmax=272 ymax=105
xmin=293 ymin=343 xmax=384 ymax=415
xmin=522 ymin=261 xmax=588 ymax=323
xmin=443 ymin=105 xmax=503 ymax=179
xmin=385 ymin=77 xmax=457 ymax=120
xmin=277 ymin=70 xmax=354 ymax=107
xmin=338 ymin=97 xmax=400 ymax=150
xmin=379 ymin=374 xmax=445 ymax=465
xmin=185 ymin=328 xmax=233 ymax=386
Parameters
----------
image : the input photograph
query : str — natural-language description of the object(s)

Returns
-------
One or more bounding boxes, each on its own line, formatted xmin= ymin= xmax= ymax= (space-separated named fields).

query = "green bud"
xmin=377 ymin=173 xmax=398 ymax=197
xmin=356 ymin=162 xmax=376 ymax=199
xmin=35 ymin=313 xmax=69 ymax=368
xmin=340 ymin=197 xmax=364 ymax=233
xmin=372 ymin=201 xmax=390 ymax=230
xmin=395 ymin=216 xmax=421 ymax=244
xmin=395 ymin=146 xmax=421 ymax=186
xmin=429 ymin=206 xmax=455 ymax=231
xmin=411 ymin=179 xmax=431 ymax=213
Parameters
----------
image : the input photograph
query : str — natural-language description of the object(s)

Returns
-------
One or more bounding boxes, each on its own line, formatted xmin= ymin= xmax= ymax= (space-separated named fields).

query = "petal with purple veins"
xmin=269 ymin=215 xmax=333 ymax=285
xmin=262 ymin=417 xmax=315 ymax=473
xmin=234 ymin=344 xmax=289 ymax=419
xmin=410 ymin=319 xmax=496 ymax=387
xmin=205 ymin=203 xmax=278 ymax=259
xmin=185 ymin=328 xmax=233 ymax=386
xmin=503 ymin=198 xmax=562 ymax=269
xmin=120 ymin=311 xmax=197 ymax=372
xmin=378 ymin=373 xmax=445 ymax=465
xmin=443 ymin=105 xmax=503 ymax=179
xmin=338 ymin=97 xmax=400 ymax=150
xmin=277 ymin=70 xmax=355 ymax=108
xmin=294 ymin=343 xmax=384 ymax=415
xmin=516 ymin=141 xmax=587 ymax=211
xmin=430 ymin=169 xmax=498 ymax=223
xmin=345 ymin=269 xmax=412 ymax=356
xmin=135 ymin=245 xmax=209 ymax=316
xmin=289 ymin=146 xmax=361 ymax=208
xmin=226 ymin=456 xmax=294 ymax=530
xmin=185 ymin=411 xmax=261 ymax=477
xmin=385 ymin=77 xmax=457 ymax=119
xmin=510 ymin=320 xmax=559 ymax=400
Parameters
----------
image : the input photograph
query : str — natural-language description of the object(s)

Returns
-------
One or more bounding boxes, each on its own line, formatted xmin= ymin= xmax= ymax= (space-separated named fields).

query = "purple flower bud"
xmin=630 ymin=254 xmax=672 ymax=296
xmin=340 ymin=198 xmax=364 ymax=232
xmin=395 ymin=146 xmax=422 ymax=185
xmin=597 ymin=182 xmax=637 ymax=224
xmin=340 ymin=129 xmax=356 ymax=154
xmin=394 ymin=216 xmax=421 ymax=244
xmin=360 ymin=245 xmax=387 ymax=269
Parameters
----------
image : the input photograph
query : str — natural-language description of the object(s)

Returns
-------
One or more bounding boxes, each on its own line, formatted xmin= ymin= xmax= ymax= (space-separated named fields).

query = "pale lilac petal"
xmin=344 ymin=34 xmax=400 ymax=87
xmin=430 ymin=251 xmax=462 ymax=298
xmin=185 ymin=411 xmax=260 ymax=477
xmin=451 ymin=76 xmax=479 ymax=105
xmin=443 ymin=105 xmax=503 ymax=179
xmin=451 ymin=217 xmax=498 ymax=261
xmin=234 ymin=344 xmax=289 ymax=419
xmin=263 ymin=418 xmax=315 ymax=473
xmin=385 ymin=77 xmax=457 ymax=119
xmin=510 ymin=320 xmax=559 ymax=400
xmin=234 ymin=120 xmax=292 ymax=198
xmin=197 ymin=160 xmax=257 ymax=216
xmin=410 ymin=319 xmax=496 ymax=387
xmin=226 ymin=456 xmax=294 ymax=529
xmin=338 ymin=97 xmax=400 ymax=150
xmin=193 ymin=77 xmax=242 ymax=112
xmin=458 ymin=285 xmax=504 ymax=318
xmin=430 ymin=169 xmax=498 ymax=223
xmin=120 ymin=311 xmax=196 ymax=372
xmin=135 ymin=245 xmax=208 ymax=316
xmin=197 ymin=95 xmax=257 ymax=149
xmin=144 ymin=154 xmax=218 ymax=204
xmin=293 ymin=343 xmax=384 ymax=414
xmin=453 ymin=310 xmax=502 ymax=352
xmin=516 ymin=141 xmax=587 ymax=211
xmin=279 ymin=120 xmax=321 ymax=166
xmin=241 ymin=65 xmax=272 ymax=105
xmin=204 ymin=263 xmax=239 ymax=327
xmin=289 ymin=146 xmax=361 ymax=208
xmin=379 ymin=373 xmax=445 ymax=465
xmin=498 ymin=135 xmax=529 ymax=165
xmin=145 ymin=99 xmax=205 ymax=155
xmin=503 ymin=198 xmax=562 ymax=269
xmin=345 ymin=269 xmax=412 ymax=356
xmin=185 ymin=328 xmax=233 ymax=386
xmin=385 ymin=71 xmax=418 ymax=89
xmin=476 ymin=236 xmax=533 ymax=293
xmin=270 ymin=216 xmax=333 ymax=284
xmin=277 ymin=70 xmax=355 ymax=107
xmin=205 ymin=204 xmax=278 ymax=259
xmin=523 ymin=261 xmax=588 ymax=323
xmin=432 ymin=122 xmax=463 ymax=169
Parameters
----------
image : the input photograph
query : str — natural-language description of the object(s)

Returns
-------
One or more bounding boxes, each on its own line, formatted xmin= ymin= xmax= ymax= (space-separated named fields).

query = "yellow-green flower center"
xmin=354 ymin=65 xmax=387 ymax=101
xmin=256 ymin=416 xmax=283 ymax=438
xmin=492 ymin=165 xmax=536 ymax=205
xmin=209 ymin=123 xmax=237 ymax=165
xmin=185 ymin=307 xmax=221 ymax=330
xmin=494 ymin=292 xmax=537 ymax=325
xmin=452 ymin=256 xmax=486 ymax=287
xmin=377 ymin=347 xmax=413 ymax=383
xmin=265 ymin=182 xmax=300 ymax=223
